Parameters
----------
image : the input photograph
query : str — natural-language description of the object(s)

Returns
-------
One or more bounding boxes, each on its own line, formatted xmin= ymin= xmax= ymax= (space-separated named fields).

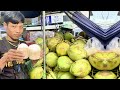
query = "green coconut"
xmin=76 ymin=75 xmax=93 ymax=79
xmin=29 ymin=67 xmax=43 ymax=79
xmin=54 ymin=32 xmax=64 ymax=40
xmin=35 ymin=37 xmax=43 ymax=47
xmin=53 ymin=65 xmax=60 ymax=72
xmin=47 ymin=73 xmax=54 ymax=79
xmin=56 ymin=42 xmax=70 ymax=56
xmin=47 ymin=37 xmax=62 ymax=52
xmin=64 ymin=40 xmax=72 ymax=45
xmin=70 ymin=59 xmax=91 ymax=77
xmin=57 ymin=71 xmax=66 ymax=79
xmin=67 ymin=44 xmax=87 ymax=61
xmin=118 ymin=77 xmax=120 ymax=79
xmin=59 ymin=72 xmax=75 ymax=79
xmin=45 ymin=46 xmax=49 ymax=55
xmin=94 ymin=71 xmax=117 ymax=79
xmin=64 ymin=32 xmax=74 ymax=41
xmin=73 ymin=39 xmax=86 ymax=47
xmin=89 ymin=51 xmax=120 ymax=70
xmin=57 ymin=56 xmax=73 ymax=71
xmin=46 ymin=52 xmax=58 ymax=68
xmin=33 ymin=59 xmax=43 ymax=68
xmin=35 ymin=37 xmax=49 ymax=54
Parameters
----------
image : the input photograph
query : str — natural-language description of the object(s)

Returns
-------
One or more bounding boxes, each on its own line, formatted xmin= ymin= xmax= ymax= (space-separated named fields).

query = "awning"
xmin=20 ymin=11 xmax=41 ymax=18
xmin=64 ymin=11 xmax=120 ymax=46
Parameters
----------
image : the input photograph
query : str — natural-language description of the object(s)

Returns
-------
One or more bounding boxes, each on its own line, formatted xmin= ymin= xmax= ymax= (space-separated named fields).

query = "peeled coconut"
xmin=94 ymin=71 xmax=117 ymax=79
xmin=28 ymin=44 xmax=42 ymax=60
xmin=46 ymin=52 xmax=58 ymax=67
xmin=70 ymin=59 xmax=91 ymax=77
xmin=17 ymin=43 xmax=29 ymax=59
xmin=29 ymin=66 xmax=43 ymax=79
xmin=57 ymin=56 xmax=73 ymax=71
xmin=56 ymin=42 xmax=70 ymax=56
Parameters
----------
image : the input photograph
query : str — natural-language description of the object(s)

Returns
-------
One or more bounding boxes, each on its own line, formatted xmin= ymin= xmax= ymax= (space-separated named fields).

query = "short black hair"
xmin=3 ymin=11 xmax=25 ymax=24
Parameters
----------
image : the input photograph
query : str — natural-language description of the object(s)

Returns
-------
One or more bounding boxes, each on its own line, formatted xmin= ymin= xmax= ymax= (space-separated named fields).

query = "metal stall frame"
xmin=42 ymin=11 xmax=46 ymax=79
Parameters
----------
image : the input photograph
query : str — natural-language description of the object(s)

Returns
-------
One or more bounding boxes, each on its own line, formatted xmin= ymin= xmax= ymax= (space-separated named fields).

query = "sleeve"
xmin=0 ymin=40 xmax=6 ymax=59
xmin=0 ymin=40 xmax=6 ymax=74
xmin=0 ymin=68 xmax=4 ymax=74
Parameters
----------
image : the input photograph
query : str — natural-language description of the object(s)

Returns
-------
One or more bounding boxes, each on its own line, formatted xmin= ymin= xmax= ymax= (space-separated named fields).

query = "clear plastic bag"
xmin=84 ymin=37 xmax=104 ymax=56
xmin=106 ymin=37 xmax=119 ymax=50
xmin=106 ymin=37 xmax=120 ymax=54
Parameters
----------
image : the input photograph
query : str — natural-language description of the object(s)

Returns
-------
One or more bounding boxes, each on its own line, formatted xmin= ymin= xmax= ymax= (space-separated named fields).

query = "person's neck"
xmin=6 ymin=36 xmax=19 ymax=43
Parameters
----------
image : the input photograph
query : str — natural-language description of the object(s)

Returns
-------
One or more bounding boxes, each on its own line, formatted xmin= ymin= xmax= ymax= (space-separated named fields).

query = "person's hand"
xmin=3 ymin=49 xmax=25 ymax=62
xmin=0 ymin=49 xmax=25 ymax=68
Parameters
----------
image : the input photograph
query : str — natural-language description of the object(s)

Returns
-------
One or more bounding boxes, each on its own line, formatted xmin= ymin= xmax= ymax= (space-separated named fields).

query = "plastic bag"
xmin=106 ymin=37 xmax=119 ymax=50
xmin=84 ymin=37 xmax=104 ymax=56
xmin=106 ymin=37 xmax=120 ymax=54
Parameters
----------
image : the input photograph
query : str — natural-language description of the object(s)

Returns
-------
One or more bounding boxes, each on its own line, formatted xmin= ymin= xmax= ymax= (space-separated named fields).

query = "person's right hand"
xmin=3 ymin=49 xmax=25 ymax=63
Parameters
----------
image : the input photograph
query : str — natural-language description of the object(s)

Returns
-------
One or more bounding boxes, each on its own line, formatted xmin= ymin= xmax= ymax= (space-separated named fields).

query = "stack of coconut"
xmin=18 ymin=31 xmax=120 ymax=79
xmin=44 ymin=32 xmax=120 ymax=79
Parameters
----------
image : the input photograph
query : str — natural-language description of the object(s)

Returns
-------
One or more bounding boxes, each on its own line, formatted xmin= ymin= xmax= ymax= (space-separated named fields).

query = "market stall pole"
xmin=42 ymin=11 xmax=46 ymax=79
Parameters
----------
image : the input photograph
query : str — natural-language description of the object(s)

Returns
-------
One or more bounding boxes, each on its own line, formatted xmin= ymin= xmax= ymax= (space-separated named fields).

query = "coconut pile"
xmin=44 ymin=32 xmax=120 ymax=79
xmin=19 ymin=31 xmax=120 ymax=79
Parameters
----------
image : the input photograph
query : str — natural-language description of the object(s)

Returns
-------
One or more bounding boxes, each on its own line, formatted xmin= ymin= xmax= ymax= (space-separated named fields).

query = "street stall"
xmin=43 ymin=11 xmax=120 ymax=79
xmin=5 ymin=11 xmax=120 ymax=79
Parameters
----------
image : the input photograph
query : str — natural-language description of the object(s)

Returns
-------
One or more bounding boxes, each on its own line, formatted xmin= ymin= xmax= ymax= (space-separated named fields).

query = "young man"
xmin=0 ymin=11 xmax=29 ymax=79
